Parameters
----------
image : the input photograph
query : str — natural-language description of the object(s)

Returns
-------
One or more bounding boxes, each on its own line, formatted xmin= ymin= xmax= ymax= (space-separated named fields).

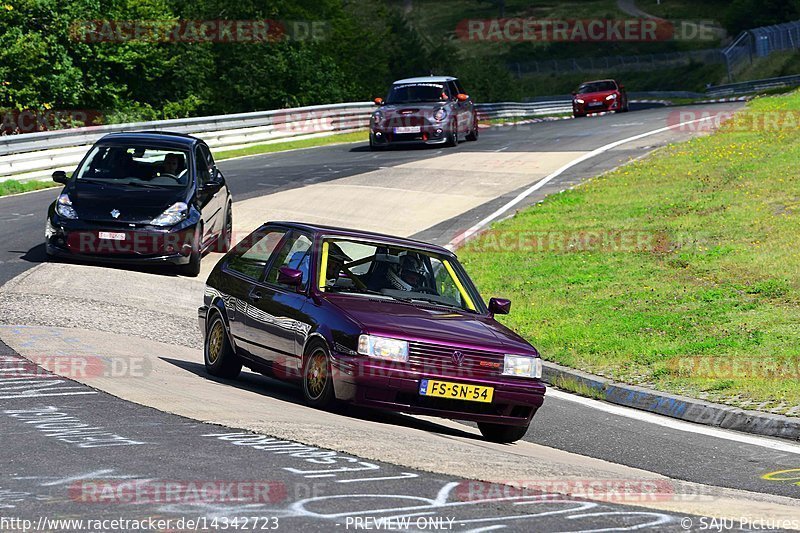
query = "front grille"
xmin=407 ymin=341 xmax=504 ymax=379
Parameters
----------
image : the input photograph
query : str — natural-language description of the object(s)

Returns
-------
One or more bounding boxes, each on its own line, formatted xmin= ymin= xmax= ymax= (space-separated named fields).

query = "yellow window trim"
xmin=443 ymin=260 xmax=475 ymax=311
xmin=319 ymin=240 xmax=329 ymax=290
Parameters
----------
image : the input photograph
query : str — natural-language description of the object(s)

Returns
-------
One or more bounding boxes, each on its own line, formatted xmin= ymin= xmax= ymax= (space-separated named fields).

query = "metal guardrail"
xmin=706 ymin=73 xmax=800 ymax=97
xmin=0 ymin=101 xmax=573 ymax=181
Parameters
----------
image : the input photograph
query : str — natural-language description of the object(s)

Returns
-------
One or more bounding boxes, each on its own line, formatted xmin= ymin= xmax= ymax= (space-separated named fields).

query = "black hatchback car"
xmin=45 ymin=132 xmax=232 ymax=276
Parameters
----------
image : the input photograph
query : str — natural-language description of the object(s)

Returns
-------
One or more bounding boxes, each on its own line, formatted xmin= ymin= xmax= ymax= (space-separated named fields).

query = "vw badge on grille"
xmin=452 ymin=350 xmax=464 ymax=366
xmin=110 ymin=209 xmax=121 ymax=219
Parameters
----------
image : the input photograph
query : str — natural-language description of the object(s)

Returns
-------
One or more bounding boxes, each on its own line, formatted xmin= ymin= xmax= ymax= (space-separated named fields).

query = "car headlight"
xmin=575 ymin=99 xmax=585 ymax=104
xmin=357 ymin=334 xmax=409 ymax=362
xmin=372 ymin=111 xmax=384 ymax=124
xmin=150 ymin=202 xmax=188 ymax=227
xmin=56 ymin=194 xmax=78 ymax=219
xmin=605 ymin=94 xmax=617 ymax=100
xmin=502 ymin=355 xmax=542 ymax=378
xmin=433 ymin=107 xmax=448 ymax=122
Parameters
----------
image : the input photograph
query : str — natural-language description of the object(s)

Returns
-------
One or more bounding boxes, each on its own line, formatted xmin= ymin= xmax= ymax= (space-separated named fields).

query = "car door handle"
xmin=248 ymin=290 xmax=262 ymax=303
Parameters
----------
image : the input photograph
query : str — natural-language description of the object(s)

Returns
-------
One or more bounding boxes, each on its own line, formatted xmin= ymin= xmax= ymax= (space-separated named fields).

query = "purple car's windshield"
xmin=385 ymin=83 xmax=449 ymax=104
xmin=318 ymin=238 xmax=484 ymax=313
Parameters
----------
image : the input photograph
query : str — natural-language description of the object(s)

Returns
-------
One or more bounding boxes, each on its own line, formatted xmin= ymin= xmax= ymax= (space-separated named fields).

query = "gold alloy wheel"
xmin=306 ymin=351 xmax=328 ymax=399
xmin=207 ymin=320 xmax=224 ymax=365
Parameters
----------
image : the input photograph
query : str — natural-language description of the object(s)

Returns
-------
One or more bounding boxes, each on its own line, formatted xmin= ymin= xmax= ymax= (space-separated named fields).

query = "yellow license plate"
xmin=419 ymin=379 xmax=494 ymax=403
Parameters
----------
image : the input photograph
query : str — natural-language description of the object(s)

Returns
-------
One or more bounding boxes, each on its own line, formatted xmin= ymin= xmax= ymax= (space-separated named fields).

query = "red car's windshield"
xmin=386 ymin=83 xmax=449 ymax=104
xmin=576 ymin=81 xmax=617 ymax=94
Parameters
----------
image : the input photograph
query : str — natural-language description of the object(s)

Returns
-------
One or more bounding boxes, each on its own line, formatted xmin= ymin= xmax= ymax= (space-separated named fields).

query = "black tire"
xmin=218 ymin=205 xmax=233 ymax=253
xmin=180 ymin=226 xmax=202 ymax=277
xmin=466 ymin=115 xmax=479 ymax=141
xmin=369 ymin=135 xmax=384 ymax=151
xmin=573 ymin=112 xmax=585 ymax=118
xmin=204 ymin=313 xmax=242 ymax=379
xmin=477 ymin=422 xmax=530 ymax=443
xmin=445 ymin=120 xmax=459 ymax=147
xmin=302 ymin=343 xmax=336 ymax=409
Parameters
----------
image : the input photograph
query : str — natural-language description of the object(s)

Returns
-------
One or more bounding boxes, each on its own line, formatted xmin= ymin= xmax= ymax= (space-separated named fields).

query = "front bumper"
xmin=330 ymin=353 xmax=546 ymax=426
xmin=573 ymin=99 xmax=620 ymax=114
xmin=46 ymin=215 xmax=196 ymax=266
xmin=371 ymin=123 xmax=451 ymax=146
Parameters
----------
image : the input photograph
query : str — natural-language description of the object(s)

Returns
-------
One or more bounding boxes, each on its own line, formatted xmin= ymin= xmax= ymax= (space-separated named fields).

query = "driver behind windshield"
xmin=324 ymin=243 xmax=352 ymax=287
xmin=161 ymin=153 xmax=184 ymax=176
xmin=387 ymin=254 xmax=429 ymax=292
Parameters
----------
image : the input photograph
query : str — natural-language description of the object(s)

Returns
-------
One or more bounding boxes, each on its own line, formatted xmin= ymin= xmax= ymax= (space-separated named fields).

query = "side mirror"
xmin=277 ymin=266 xmax=304 ymax=289
xmin=199 ymin=180 xmax=222 ymax=195
xmin=488 ymin=297 xmax=511 ymax=315
xmin=618 ymin=85 xmax=625 ymax=90
xmin=571 ymin=91 xmax=577 ymax=96
xmin=456 ymin=93 xmax=469 ymax=102
xmin=52 ymin=170 xmax=68 ymax=184
xmin=374 ymin=97 xmax=384 ymax=106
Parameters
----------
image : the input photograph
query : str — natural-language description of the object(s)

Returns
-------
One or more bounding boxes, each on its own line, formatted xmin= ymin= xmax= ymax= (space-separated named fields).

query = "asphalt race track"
xmin=2 ymin=103 xmax=799 ymax=531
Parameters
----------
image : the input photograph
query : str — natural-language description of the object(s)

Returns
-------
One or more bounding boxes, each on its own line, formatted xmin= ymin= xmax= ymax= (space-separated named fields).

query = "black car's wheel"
xmin=477 ymin=422 xmax=530 ymax=443
xmin=204 ymin=313 xmax=242 ymax=379
xmin=466 ymin=115 xmax=479 ymax=141
xmin=180 ymin=225 xmax=202 ymax=277
xmin=446 ymin=120 xmax=459 ymax=147
xmin=573 ymin=112 xmax=586 ymax=118
xmin=303 ymin=343 xmax=336 ymax=409
xmin=218 ymin=205 xmax=233 ymax=253
xmin=369 ymin=135 xmax=385 ymax=151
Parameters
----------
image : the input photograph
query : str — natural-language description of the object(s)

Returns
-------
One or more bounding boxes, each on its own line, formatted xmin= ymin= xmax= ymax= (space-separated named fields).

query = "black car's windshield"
xmin=318 ymin=238 xmax=485 ymax=313
xmin=576 ymin=81 xmax=617 ymax=94
xmin=386 ymin=83 xmax=449 ymax=104
xmin=75 ymin=145 xmax=191 ymax=188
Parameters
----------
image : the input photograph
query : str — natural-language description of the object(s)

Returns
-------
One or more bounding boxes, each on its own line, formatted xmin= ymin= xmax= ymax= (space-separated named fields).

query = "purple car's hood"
xmin=325 ymin=294 xmax=538 ymax=355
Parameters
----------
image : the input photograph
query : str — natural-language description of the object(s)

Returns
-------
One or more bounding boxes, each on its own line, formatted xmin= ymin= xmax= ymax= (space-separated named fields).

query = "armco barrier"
xmin=0 ymin=100 xmax=572 ymax=182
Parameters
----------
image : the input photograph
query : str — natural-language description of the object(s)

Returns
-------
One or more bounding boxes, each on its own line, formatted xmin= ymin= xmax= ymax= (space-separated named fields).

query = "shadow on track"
xmin=161 ymin=356 xmax=482 ymax=441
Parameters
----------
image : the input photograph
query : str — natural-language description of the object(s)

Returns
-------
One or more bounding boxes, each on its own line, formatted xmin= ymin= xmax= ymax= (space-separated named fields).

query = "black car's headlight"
xmin=56 ymin=194 xmax=78 ymax=220
xmin=433 ymin=107 xmax=448 ymax=122
xmin=502 ymin=355 xmax=542 ymax=378
xmin=150 ymin=202 xmax=188 ymax=227
xmin=372 ymin=111 xmax=384 ymax=125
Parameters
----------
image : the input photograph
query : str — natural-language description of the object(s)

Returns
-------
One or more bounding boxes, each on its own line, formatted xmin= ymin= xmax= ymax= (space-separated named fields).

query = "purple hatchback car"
xmin=199 ymin=222 xmax=545 ymax=443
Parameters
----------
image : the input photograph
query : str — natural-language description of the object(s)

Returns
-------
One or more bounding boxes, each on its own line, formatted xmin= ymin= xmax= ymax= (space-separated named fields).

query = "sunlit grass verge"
xmin=0 ymin=178 xmax=60 ymax=197
xmin=214 ymin=130 xmax=367 ymax=160
xmin=459 ymin=90 xmax=800 ymax=415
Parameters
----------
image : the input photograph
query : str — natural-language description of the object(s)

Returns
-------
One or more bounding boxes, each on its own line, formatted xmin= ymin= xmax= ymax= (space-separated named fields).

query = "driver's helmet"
xmin=325 ymin=243 xmax=351 ymax=283
xmin=388 ymin=254 xmax=426 ymax=291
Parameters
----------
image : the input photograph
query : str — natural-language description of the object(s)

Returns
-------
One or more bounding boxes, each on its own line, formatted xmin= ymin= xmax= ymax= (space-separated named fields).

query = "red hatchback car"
xmin=572 ymin=79 xmax=629 ymax=117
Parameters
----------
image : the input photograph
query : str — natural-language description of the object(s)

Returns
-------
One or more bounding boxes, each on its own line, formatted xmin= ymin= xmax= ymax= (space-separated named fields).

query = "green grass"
xmin=458 ymin=90 xmax=800 ymax=415
xmin=0 ymin=178 xmax=60 ymax=197
xmin=0 ymin=130 xmax=369 ymax=198
xmin=214 ymin=130 xmax=367 ymax=160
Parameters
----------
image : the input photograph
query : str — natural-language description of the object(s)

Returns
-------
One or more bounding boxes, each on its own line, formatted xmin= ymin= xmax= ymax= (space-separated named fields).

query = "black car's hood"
xmin=66 ymin=182 xmax=188 ymax=223
xmin=325 ymin=293 xmax=538 ymax=356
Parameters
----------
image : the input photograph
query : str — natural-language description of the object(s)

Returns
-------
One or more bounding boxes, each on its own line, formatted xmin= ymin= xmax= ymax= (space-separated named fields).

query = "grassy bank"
xmin=459 ymin=91 xmax=800 ymax=415
xmin=0 ymin=131 xmax=369 ymax=198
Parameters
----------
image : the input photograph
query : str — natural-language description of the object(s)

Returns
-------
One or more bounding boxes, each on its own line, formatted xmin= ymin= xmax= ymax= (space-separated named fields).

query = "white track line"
xmin=447 ymin=114 xmax=724 ymax=249
xmin=548 ymin=389 xmax=800 ymax=455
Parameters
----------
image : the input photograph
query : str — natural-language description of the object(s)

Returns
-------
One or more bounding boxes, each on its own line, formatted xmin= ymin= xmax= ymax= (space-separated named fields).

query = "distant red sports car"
xmin=572 ymin=79 xmax=628 ymax=117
